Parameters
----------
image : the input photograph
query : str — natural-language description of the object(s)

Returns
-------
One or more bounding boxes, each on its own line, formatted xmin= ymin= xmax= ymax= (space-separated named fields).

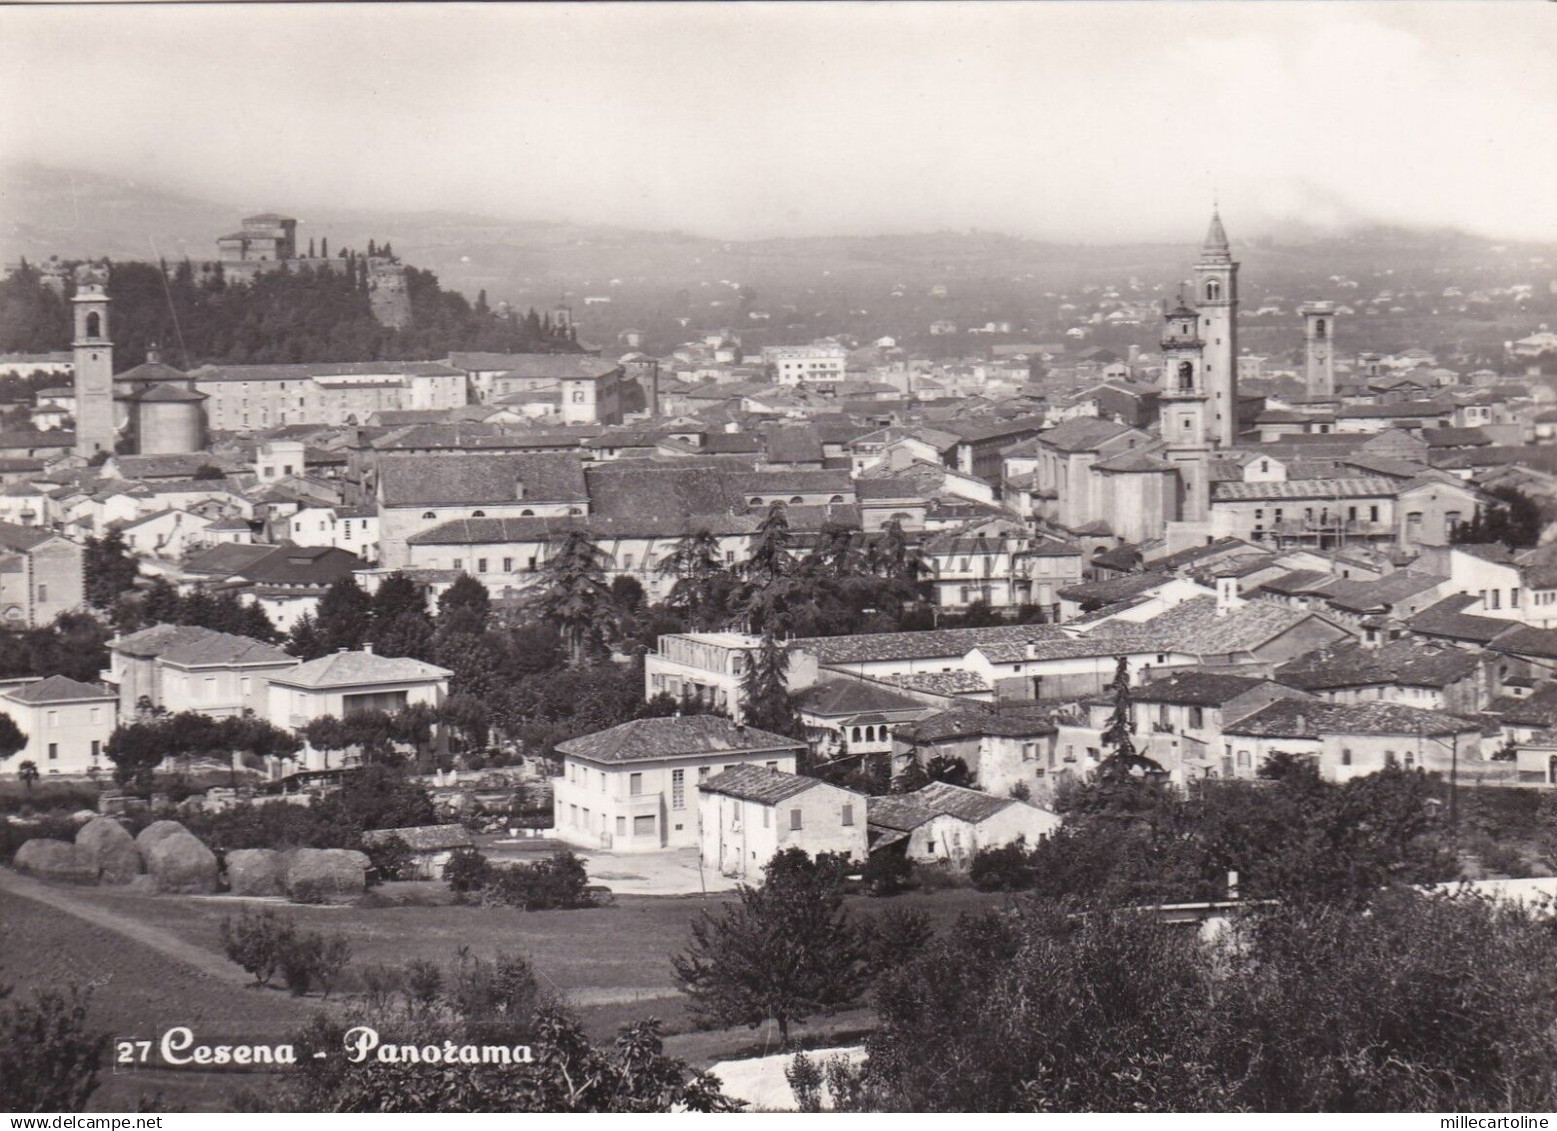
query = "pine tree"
xmin=534 ymin=529 xmax=613 ymax=665
xmin=321 ymin=236 xmax=329 ymax=258
xmin=1097 ymin=656 xmax=1163 ymax=781
xmin=308 ymin=237 xmax=316 ymax=257
xmin=286 ymin=611 xmax=328 ymax=660
xmin=315 ymin=576 xmax=372 ymax=653
xmin=740 ymin=503 xmax=801 ymax=633
xmin=738 ymin=632 xmax=804 ymax=740
xmin=83 ymin=531 xmax=139 ymax=611
xmin=659 ymin=528 xmax=729 ymax=629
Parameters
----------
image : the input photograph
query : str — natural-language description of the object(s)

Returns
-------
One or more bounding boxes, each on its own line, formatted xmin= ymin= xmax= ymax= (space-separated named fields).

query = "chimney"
xmin=362 ymin=643 xmax=373 ymax=655
xmin=1295 ymin=713 xmax=1307 ymax=735
xmin=1026 ymin=643 xmax=1037 ymax=659
xmin=1226 ymin=869 xmax=1240 ymax=902
xmin=147 ymin=343 xmax=162 ymax=365
xmin=648 ymin=359 xmax=660 ymax=419
xmin=1215 ymin=575 xmax=1237 ymax=617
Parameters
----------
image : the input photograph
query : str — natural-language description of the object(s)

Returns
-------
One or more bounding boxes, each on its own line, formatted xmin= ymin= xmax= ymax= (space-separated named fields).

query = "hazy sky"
xmin=3 ymin=2 xmax=1554 ymax=242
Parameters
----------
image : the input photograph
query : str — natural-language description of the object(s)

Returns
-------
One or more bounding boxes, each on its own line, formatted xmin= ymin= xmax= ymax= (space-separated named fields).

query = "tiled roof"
xmin=1099 ymin=596 xmax=1330 ymax=657
xmin=1323 ymin=571 xmax=1447 ymax=613
xmin=270 ymin=650 xmax=451 ymax=689
xmin=110 ymin=623 xmax=294 ymax=666
xmin=1257 ymin=569 xmax=1338 ymax=596
xmin=0 ymin=520 xmax=59 ymax=552
xmin=182 ymin=542 xmax=284 ymax=577
xmin=1335 ymin=402 xmax=1452 ymax=418
xmin=1225 ymin=698 xmax=1473 ymax=739
xmin=1149 ymin=537 xmax=1261 ymax=572
xmin=1 ymin=675 xmax=114 ymax=704
xmin=1024 ymin=417 xmax=1139 ymax=454
xmin=1488 ymin=626 xmax=1557 ymax=661
xmin=362 ymin=825 xmax=474 ymax=852
xmin=797 ymin=623 xmax=1125 ymax=666
xmin=1132 ymin=670 xmax=1272 ymax=706
xmin=555 ymin=716 xmax=804 ymax=765
xmin=379 ymin=453 xmax=589 ymax=507
xmin=796 ymin=679 xmax=928 ymax=717
xmin=877 ymin=671 xmax=991 ymax=696
xmin=195 ymin=361 xmax=463 ymax=383
xmin=1092 ymin=448 xmax=1177 ymax=473
xmin=1407 ymin=594 xmax=1513 ymax=645
xmin=1487 ymin=685 xmax=1557 ymax=728
xmin=237 ymin=545 xmax=362 ymax=587
xmin=1424 ymin=427 xmax=1493 ymax=448
xmin=943 ymin=415 xmax=1048 ymax=444
xmin=113 ymin=361 xmax=188 ymax=384
xmin=868 ymin=781 xmax=1015 ymax=831
xmin=1273 ymin=639 xmax=1480 ymax=691
xmin=895 ymin=705 xmax=1056 ymax=741
xmin=1057 ymin=572 xmax=1175 ymax=603
xmin=1212 ymin=477 xmax=1402 ymax=502
xmin=699 ymin=764 xmax=824 ymax=804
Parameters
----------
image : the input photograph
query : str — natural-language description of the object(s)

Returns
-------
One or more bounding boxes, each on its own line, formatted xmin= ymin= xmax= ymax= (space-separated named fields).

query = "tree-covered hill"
xmin=0 ymin=257 xmax=577 ymax=369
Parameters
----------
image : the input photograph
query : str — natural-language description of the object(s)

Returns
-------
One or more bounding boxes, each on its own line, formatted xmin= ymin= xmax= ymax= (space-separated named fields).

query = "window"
xmin=623 ymin=554 xmax=634 ymax=570
xmin=1341 ymin=748 xmax=1352 ymax=766
xmin=616 ymin=816 xmax=626 ymax=835
xmin=766 ymin=760 xmax=778 ymax=770
xmin=477 ymin=558 xmax=488 ymax=573
xmin=570 ymin=804 xmax=578 ymax=827
xmin=572 ymin=390 xmax=586 ymax=403
xmin=629 ymin=772 xmax=643 ymax=796
xmin=762 ymin=807 xmax=770 ymax=828
xmin=1236 ymin=750 xmax=1250 ymax=768
xmin=1189 ymin=706 xmax=1204 ymax=729
xmin=423 ymin=511 xmax=436 ymax=520
xmin=790 ymin=809 xmax=803 ymax=831
xmin=698 ymin=766 xmax=710 ymax=781
xmin=48 ymin=743 xmax=58 ymax=760
xmin=842 ymin=804 xmax=855 ymax=827
xmin=90 ymin=740 xmax=101 ymax=760
xmin=452 ymin=559 xmax=463 ymax=571
xmin=37 ymin=584 xmax=47 ymax=603
xmin=503 ymin=557 xmax=513 ymax=572
xmin=671 ymin=769 xmax=685 ymax=809
xmin=1512 ymin=588 xmax=1521 ymax=607
xmin=633 ymin=814 xmax=655 ymax=836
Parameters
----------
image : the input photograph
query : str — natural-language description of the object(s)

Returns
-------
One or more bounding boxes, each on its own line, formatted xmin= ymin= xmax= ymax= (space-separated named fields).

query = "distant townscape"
xmin=4 ymin=207 xmax=1557 ymax=1114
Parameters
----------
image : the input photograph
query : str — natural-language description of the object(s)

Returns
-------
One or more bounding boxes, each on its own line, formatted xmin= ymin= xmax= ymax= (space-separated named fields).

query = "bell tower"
xmin=72 ymin=262 xmax=116 ymax=458
xmin=1159 ymin=302 xmax=1210 ymax=523
xmin=1299 ymin=301 xmax=1337 ymax=398
xmin=1193 ymin=210 xmax=1238 ymax=447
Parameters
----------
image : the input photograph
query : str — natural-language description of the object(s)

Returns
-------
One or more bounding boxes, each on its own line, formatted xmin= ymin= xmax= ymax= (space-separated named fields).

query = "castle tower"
xmin=1159 ymin=302 xmax=1211 ymax=523
xmin=1299 ymin=301 xmax=1337 ymax=397
xmin=1192 ymin=210 xmax=1239 ymax=447
xmin=71 ymin=262 xmax=116 ymax=458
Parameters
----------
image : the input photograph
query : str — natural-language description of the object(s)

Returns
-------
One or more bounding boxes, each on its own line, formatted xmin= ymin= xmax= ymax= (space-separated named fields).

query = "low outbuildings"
xmin=361 ymin=824 xmax=474 ymax=880
xmin=866 ymin=781 xmax=1060 ymax=869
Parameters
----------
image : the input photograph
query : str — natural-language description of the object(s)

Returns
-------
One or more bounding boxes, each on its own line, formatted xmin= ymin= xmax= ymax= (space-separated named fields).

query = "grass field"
xmin=2 ymin=876 xmax=1007 ymax=1111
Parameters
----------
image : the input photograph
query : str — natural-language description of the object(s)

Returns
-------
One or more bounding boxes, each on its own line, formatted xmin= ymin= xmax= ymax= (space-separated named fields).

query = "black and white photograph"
xmin=2 ymin=0 xmax=1557 ymax=1116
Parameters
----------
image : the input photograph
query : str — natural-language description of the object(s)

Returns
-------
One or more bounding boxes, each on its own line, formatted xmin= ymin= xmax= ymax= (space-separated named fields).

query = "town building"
xmin=552 ymin=716 xmax=805 ymax=853
xmin=699 ymin=765 xmax=868 ymax=879
xmin=269 ymin=648 xmax=452 ymax=769
xmin=866 ymin=781 xmax=1060 ymax=868
xmin=0 ymin=521 xmax=85 ymax=627
xmin=193 ymin=361 xmax=468 ymax=430
xmin=106 ymin=624 xmax=298 ymax=719
xmin=0 ymin=676 xmax=116 ymax=778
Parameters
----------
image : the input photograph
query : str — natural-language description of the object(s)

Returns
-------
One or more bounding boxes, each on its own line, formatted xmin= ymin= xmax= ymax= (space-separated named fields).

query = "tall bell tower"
xmin=1193 ymin=210 xmax=1238 ymax=447
xmin=1159 ymin=302 xmax=1210 ymax=523
xmin=72 ymin=262 xmax=116 ymax=458
xmin=1299 ymin=300 xmax=1337 ymax=398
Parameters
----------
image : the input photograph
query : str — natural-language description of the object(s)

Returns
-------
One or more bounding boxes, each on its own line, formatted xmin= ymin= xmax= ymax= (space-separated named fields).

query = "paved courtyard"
xmin=481 ymin=836 xmax=739 ymax=896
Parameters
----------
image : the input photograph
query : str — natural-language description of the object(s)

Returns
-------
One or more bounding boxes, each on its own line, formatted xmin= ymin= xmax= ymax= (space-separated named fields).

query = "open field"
xmin=1 ymin=870 xmax=1007 ymax=1110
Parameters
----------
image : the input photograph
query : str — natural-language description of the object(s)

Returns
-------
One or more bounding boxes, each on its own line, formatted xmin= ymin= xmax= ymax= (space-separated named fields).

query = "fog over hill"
xmin=4 ymin=163 xmax=1554 ymax=319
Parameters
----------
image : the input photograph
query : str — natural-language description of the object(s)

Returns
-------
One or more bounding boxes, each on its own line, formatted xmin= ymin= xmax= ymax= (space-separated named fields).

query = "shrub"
xmin=481 ymin=850 xmax=594 ymax=911
xmin=363 ymin=833 xmax=413 ymax=885
xmin=289 ymin=879 xmax=330 ymax=905
xmin=220 ymin=909 xmax=292 ymax=986
xmin=969 ymin=840 xmax=1037 ymax=892
xmin=278 ymin=931 xmax=352 ymax=998
xmin=860 ymin=850 xmax=913 ymax=896
xmin=442 ymin=846 xmax=495 ymax=896
xmin=0 ymin=985 xmax=108 ymax=1113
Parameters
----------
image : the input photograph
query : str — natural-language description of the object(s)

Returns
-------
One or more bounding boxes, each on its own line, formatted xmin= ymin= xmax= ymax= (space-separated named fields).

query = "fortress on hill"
xmin=213 ymin=213 xmax=411 ymax=329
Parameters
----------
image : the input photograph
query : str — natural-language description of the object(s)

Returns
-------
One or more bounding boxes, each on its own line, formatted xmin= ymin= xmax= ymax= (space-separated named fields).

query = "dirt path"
xmin=0 ymin=867 xmax=245 ymax=985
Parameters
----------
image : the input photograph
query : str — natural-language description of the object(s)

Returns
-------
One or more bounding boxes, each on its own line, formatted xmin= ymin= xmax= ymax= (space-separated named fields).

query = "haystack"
xmin=146 ymin=831 xmax=218 ymax=894
xmin=285 ymin=847 xmax=370 ymax=900
xmin=75 ymin=817 xmax=143 ymax=884
xmin=14 ymin=838 xmax=98 ymax=884
xmin=225 ymin=848 xmax=285 ymax=896
xmin=136 ymin=819 xmax=190 ymax=853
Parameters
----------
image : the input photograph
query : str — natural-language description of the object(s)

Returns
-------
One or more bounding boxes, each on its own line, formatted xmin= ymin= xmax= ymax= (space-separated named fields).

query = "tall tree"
xmin=315 ymin=576 xmax=372 ymax=653
xmin=658 ymin=528 xmax=729 ymax=630
xmin=738 ymin=632 xmax=804 ymax=740
xmin=0 ymin=712 xmax=27 ymax=764
xmin=1094 ymin=656 xmax=1163 ymax=782
xmin=672 ymin=849 xmax=868 ymax=1045
xmin=739 ymin=503 xmax=804 ymax=633
xmin=437 ymin=573 xmax=492 ymax=636
xmin=534 ymin=530 xmax=612 ymax=665
xmin=286 ymin=611 xmax=329 ymax=660
xmin=82 ymin=532 xmax=139 ymax=611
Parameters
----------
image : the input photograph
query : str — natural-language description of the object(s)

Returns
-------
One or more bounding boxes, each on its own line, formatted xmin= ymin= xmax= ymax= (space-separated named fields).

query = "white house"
xmin=0 ymin=676 xmax=117 ymax=777
xmin=267 ymin=648 xmax=451 ymax=769
xmin=115 ymin=509 xmax=215 ymax=560
xmin=288 ymin=505 xmax=380 ymax=563
xmin=866 ymin=781 xmax=1061 ymax=869
xmin=552 ymin=716 xmax=805 ymax=854
xmin=698 ymin=765 xmax=867 ymax=880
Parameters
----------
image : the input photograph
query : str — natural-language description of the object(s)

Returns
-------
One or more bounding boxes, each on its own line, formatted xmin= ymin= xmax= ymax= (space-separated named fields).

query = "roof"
xmin=182 ymin=542 xmax=280 ymax=577
xmin=1488 ymin=626 xmax=1557 ymax=661
xmin=448 ymin=354 xmax=620 ymax=380
xmin=878 ymin=671 xmax=991 ymax=696
xmin=1095 ymin=596 xmax=1330 ymax=657
xmin=1407 ymin=594 xmax=1514 ymax=645
xmin=868 ymin=781 xmax=1017 ymax=831
xmin=194 ymin=361 xmax=463 ymax=383
xmin=379 ymin=453 xmax=589 ymax=507
xmin=797 ymin=623 xmax=1088 ymax=666
xmin=237 ymin=545 xmax=362 ymax=587
xmin=128 ymin=383 xmax=207 ymax=403
xmin=1132 ymin=670 xmax=1272 ymax=706
xmin=699 ymin=764 xmax=825 ymax=804
xmin=1027 ymin=417 xmax=1139 ymax=454
xmin=114 ymin=361 xmax=188 ymax=384
xmin=1323 ymin=571 xmax=1447 ymax=613
xmin=111 ymin=623 xmax=294 ymax=667
xmin=1213 ymin=477 xmax=1404 ymax=502
xmin=0 ymin=675 xmax=114 ymax=704
xmin=895 ymin=705 xmax=1056 ymax=742
xmin=796 ymin=679 xmax=928 ymax=718
xmin=1057 ymin=572 xmax=1176 ymax=603
xmin=1225 ymin=698 xmax=1474 ymax=739
xmin=1273 ymin=639 xmax=1481 ymax=692
xmin=270 ymin=650 xmax=451 ymax=689
xmin=0 ymin=520 xmax=59 ymax=553
xmin=555 ymin=716 xmax=804 ymax=765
